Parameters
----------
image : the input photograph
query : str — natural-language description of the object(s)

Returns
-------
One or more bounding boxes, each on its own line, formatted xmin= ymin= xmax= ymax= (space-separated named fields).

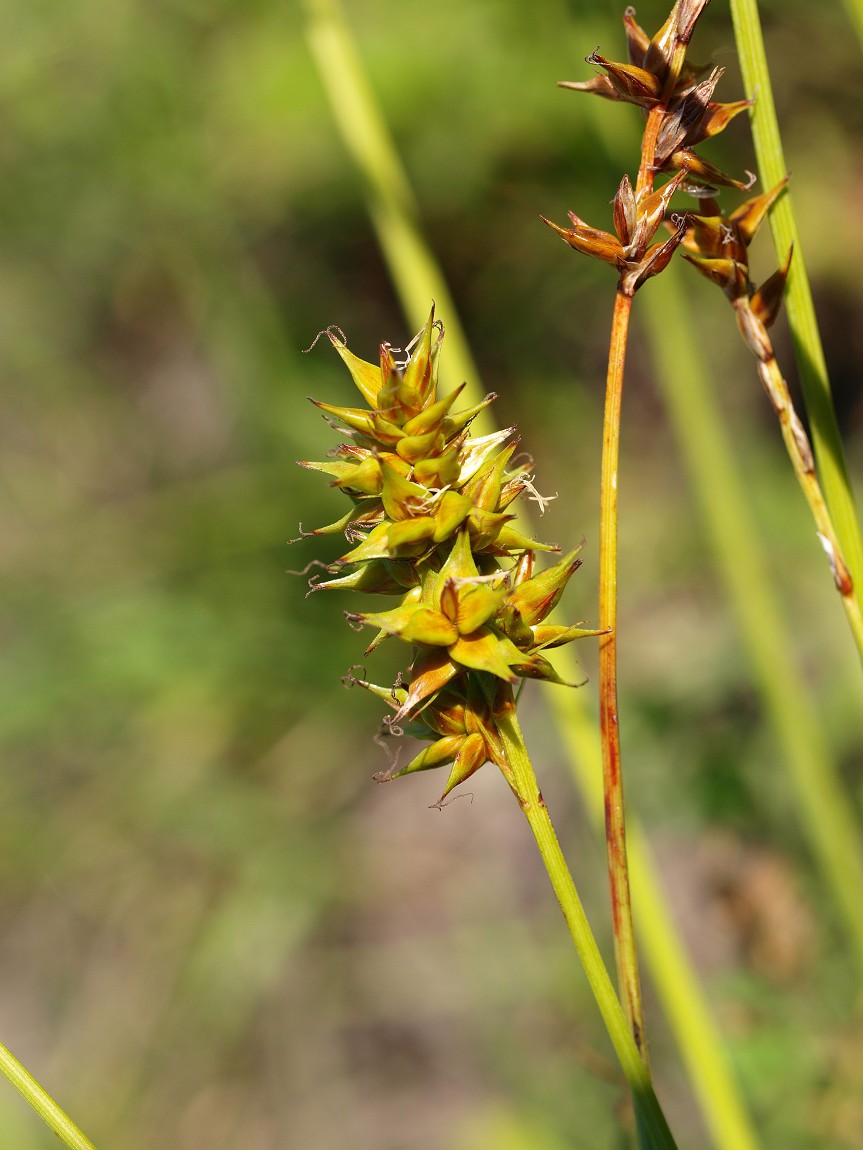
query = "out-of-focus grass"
xmin=0 ymin=1 xmax=861 ymax=1148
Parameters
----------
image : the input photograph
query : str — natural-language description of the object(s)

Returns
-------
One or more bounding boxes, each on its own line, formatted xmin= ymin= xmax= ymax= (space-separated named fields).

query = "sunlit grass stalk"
xmin=730 ymin=0 xmax=863 ymax=600
xmin=545 ymin=675 xmax=762 ymax=1150
xmin=300 ymin=0 xmax=484 ymax=408
xmin=301 ymin=3 xmax=765 ymax=1148
xmin=840 ymin=0 xmax=863 ymax=50
xmin=598 ymin=288 xmax=647 ymax=1058
xmin=0 ymin=1040 xmax=99 ymax=1150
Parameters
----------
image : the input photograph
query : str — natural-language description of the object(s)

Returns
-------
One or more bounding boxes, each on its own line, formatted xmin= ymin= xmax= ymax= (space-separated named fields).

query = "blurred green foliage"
xmin=0 ymin=0 xmax=862 ymax=1147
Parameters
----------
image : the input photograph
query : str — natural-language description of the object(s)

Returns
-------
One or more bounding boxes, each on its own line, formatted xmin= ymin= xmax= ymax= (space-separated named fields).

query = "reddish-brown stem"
xmin=599 ymin=286 xmax=647 ymax=1061
xmin=635 ymin=106 xmax=664 ymax=199
xmin=598 ymin=77 xmax=670 ymax=1068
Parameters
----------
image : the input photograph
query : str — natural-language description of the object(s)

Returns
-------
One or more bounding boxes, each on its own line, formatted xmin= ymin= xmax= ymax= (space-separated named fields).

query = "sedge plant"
xmin=560 ymin=0 xmax=863 ymax=990
xmin=296 ymin=0 xmax=863 ymax=1145
xmin=0 ymin=5 xmax=859 ymax=1150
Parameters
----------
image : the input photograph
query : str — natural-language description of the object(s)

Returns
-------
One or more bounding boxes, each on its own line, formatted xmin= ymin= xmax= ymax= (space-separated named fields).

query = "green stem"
xmin=729 ymin=0 xmax=863 ymax=601
xmin=495 ymin=694 xmax=677 ymax=1150
xmin=599 ymin=288 xmax=647 ymax=1060
xmin=0 ymin=1040 xmax=99 ymax=1150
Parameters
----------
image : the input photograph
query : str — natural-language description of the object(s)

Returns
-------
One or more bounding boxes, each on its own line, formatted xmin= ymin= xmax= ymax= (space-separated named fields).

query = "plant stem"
xmin=0 ymin=1040 xmax=99 ymax=1150
xmin=599 ymin=287 xmax=647 ymax=1060
xmin=495 ymin=693 xmax=677 ymax=1150
xmin=729 ymin=0 xmax=863 ymax=604
xmin=598 ymin=83 xmax=667 ymax=1067
xmin=740 ymin=310 xmax=863 ymax=660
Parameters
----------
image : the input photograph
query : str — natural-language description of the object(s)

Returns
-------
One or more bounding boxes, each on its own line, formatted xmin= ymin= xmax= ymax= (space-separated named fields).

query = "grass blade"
xmin=0 ymin=1040 xmax=99 ymax=1150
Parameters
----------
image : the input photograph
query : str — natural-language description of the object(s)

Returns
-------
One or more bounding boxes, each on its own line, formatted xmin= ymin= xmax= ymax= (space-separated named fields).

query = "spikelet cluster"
xmin=298 ymin=308 xmax=599 ymax=802
xmin=548 ymin=0 xmax=797 ymax=434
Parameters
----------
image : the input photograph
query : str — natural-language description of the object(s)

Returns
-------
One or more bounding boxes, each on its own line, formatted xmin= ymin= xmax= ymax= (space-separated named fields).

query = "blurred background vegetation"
xmin=1 ymin=0 xmax=862 ymax=1147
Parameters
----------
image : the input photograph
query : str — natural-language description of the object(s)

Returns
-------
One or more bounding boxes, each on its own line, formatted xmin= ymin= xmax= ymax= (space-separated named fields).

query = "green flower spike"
xmin=299 ymin=309 xmax=601 ymax=801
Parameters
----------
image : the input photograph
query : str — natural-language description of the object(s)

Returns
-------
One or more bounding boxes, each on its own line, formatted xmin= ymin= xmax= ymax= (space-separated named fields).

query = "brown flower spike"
xmin=547 ymin=1 xmax=754 ymax=297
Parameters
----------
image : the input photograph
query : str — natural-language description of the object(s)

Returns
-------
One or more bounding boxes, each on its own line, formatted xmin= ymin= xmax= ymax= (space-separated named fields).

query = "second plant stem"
xmin=599 ymin=286 xmax=647 ymax=1060
xmin=737 ymin=302 xmax=863 ymax=660
xmin=495 ymin=694 xmax=676 ymax=1150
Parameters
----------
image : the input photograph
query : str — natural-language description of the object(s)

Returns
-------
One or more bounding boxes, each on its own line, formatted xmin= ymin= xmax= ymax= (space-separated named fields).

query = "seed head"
xmin=299 ymin=309 xmax=600 ymax=802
